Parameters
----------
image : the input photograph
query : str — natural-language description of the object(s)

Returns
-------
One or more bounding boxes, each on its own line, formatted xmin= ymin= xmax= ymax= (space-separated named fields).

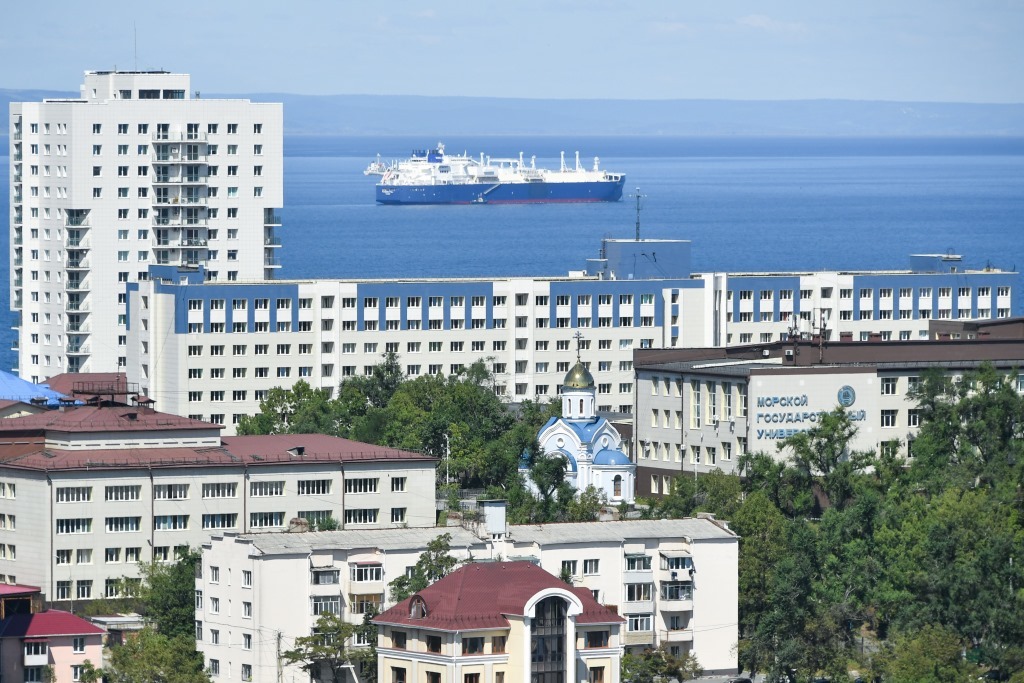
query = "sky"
xmin=2 ymin=1 xmax=1023 ymax=102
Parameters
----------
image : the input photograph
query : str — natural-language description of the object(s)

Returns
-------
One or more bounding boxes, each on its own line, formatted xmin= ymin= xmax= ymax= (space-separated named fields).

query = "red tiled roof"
xmin=0 ymin=435 xmax=435 ymax=472
xmin=0 ymin=406 xmax=218 ymax=434
xmin=374 ymin=561 xmax=622 ymax=632
xmin=0 ymin=610 xmax=105 ymax=638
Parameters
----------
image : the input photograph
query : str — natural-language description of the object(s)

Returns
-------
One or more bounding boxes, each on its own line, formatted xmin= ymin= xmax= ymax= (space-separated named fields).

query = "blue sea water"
xmin=3 ymin=135 xmax=1023 ymax=375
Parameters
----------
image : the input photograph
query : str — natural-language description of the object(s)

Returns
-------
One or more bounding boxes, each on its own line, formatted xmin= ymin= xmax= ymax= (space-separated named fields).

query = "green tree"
xmin=876 ymin=624 xmax=971 ymax=683
xmin=347 ymin=607 xmax=379 ymax=683
xmin=282 ymin=612 xmax=357 ymax=683
xmin=777 ymin=407 xmax=873 ymax=511
xmin=622 ymin=645 xmax=701 ymax=682
xmin=139 ymin=548 xmax=201 ymax=640
xmin=99 ymin=628 xmax=209 ymax=683
xmin=236 ymin=380 xmax=346 ymax=435
xmin=344 ymin=351 xmax=404 ymax=409
xmin=388 ymin=533 xmax=460 ymax=602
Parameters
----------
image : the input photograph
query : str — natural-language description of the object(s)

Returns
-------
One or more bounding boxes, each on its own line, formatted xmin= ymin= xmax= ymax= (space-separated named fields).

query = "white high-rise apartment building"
xmin=9 ymin=70 xmax=283 ymax=382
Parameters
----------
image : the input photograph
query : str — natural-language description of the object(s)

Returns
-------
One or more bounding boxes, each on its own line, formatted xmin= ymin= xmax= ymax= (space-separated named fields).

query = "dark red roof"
xmin=0 ymin=583 xmax=40 ymax=597
xmin=0 ymin=406 xmax=218 ymax=434
xmin=374 ymin=561 xmax=622 ymax=632
xmin=0 ymin=610 xmax=105 ymax=638
xmin=0 ymin=434 xmax=435 ymax=472
xmin=43 ymin=373 xmax=129 ymax=397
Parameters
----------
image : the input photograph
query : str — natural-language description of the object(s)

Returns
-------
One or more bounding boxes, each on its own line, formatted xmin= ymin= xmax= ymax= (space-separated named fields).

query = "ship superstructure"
xmin=371 ymin=143 xmax=625 ymax=204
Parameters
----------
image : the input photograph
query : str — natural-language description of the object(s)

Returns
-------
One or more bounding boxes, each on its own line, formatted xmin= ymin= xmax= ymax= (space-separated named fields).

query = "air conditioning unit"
xmin=785 ymin=349 xmax=794 ymax=360
xmin=670 ymin=571 xmax=678 ymax=580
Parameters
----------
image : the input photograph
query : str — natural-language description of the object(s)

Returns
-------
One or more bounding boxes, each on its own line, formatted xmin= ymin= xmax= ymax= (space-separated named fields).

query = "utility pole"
xmin=630 ymin=188 xmax=645 ymax=241
xmin=276 ymin=631 xmax=282 ymax=683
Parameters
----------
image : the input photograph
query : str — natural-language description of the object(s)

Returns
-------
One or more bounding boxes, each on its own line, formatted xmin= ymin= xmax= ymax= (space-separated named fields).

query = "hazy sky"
xmin=3 ymin=1 xmax=1022 ymax=102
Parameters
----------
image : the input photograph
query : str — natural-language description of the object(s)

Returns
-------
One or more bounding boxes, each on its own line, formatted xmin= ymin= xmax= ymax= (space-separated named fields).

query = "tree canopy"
xmin=647 ymin=363 xmax=1024 ymax=681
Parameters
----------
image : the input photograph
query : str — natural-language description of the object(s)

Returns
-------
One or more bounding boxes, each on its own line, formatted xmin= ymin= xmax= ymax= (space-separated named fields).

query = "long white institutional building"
xmin=8 ymin=71 xmax=283 ymax=382
xmin=124 ymin=239 xmax=1017 ymax=433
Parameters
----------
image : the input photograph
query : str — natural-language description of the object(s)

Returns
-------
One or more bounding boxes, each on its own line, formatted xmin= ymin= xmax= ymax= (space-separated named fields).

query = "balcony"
xmin=622 ymin=599 xmax=654 ymax=615
xmin=623 ymin=632 xmax=654 ymax=647
xmin=13 ymin=236 xmax=22 ymax=245
xmin=12 ymin=194 xmax=22 ymax=203
xmin=66 ymin=322 xmax=91 ymax=333
xmin=659 ymin=629 xmax=694 ymax=643
xmin=66 ymin=237 xmax=90 ymax=248
xmin=67 ymin=344 xmax=91 ymax=355
xmin=13 ymin=173 xmax=22 ymax=183
xmin=66 ymin=301 xmax=89 ymax=312
xmin=66 ymin=258 xmax=90 ymax=269
xmin=264 ymin=211 xmax=282 ymax=225
xmin=152 ymin=153 xmax=209 ymax=164
xmin=24 ymin=648 xmax=48 ymax=667
xmin=264 ymin=256 xmax=281 ymax=267
xmin=152 ymin=132 xmax=208 ymax=142
xmin=180 ymin=239 xmax=208 ymax=247
xmin=12 ymin=131 xmax=21 ymax=141
xmin=623 ymin=569 xmax=654 ymax=584
xmin=13 ymin=278 xmax=22 ymax=287
xmin=153 ymin=196 xmax=208 ymax=206
xmin=12 ymin=215 xmax=22 ymax=225
xmin=66 ymin=281 xmax=89 ymax=292
xmin=264 ymin=237 xmax=282 ymax=247
xmin=65 ymin=217 xmax=90 ymax=228
xmin=12 ymin=153 xmax=21 ymax=161
xmin=13 ymin=257 xmax=22 ymax=267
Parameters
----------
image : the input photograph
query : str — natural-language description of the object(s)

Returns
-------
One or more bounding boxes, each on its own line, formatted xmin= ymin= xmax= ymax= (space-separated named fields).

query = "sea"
xmin=2 ymin=135 xmax=1024 ymax=376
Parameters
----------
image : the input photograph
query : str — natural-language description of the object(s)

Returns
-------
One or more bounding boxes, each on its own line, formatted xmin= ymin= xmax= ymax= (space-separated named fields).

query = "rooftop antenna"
xmin=629 ymin=188 xmax=645 ymax=241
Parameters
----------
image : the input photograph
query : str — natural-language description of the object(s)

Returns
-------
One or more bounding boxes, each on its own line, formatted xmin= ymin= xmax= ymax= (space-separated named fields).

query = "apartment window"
xmin=56 ymin=518 xmax=92 ymax=534
xmin=250 ymin=512 xmax=285 ymax=528
xmin=628 ymin=614 xmax=652 ymax=632
xmin=881 ymin=378 xmax=898 ymax=395
xmin=345 ymin=509 xmax=378 ymax=525
xmin=298 ymin=480 xmax=332 ymax=495
xmin=153 ymin=483 xmax=189 ymax=500
xmin=345 ymin=478 xmax=378 ymax=494
xmin=56 ymin=486 xmax=92 ymax=502
xmin=881 ymin=409 xmax=898 ymax=428
xmin=250 ymin=481 xmax=285 ymax=497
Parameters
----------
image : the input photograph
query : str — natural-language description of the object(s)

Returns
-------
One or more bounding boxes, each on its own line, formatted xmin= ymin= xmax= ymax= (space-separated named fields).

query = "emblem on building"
xmin=837 ymin=385 xmax=856 ymax=407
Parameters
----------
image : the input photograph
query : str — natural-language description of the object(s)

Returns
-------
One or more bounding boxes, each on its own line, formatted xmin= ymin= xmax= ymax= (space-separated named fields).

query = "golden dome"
xmin=563 ymin=361 xmax=595 ymax=390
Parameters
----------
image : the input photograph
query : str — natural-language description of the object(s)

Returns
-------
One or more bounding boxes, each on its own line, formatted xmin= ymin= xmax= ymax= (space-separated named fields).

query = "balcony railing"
xmin=66 ymin=281 xmax=89 ymax=291
xmin=180 ymin=239 xmax=208 ymax=247
xmin=659 ymin=629 xmax=694 ymax=643
xmin=66 ymin=238 xmax=90 ymax=248
xmin=67 ymin=344 xmax=91 ymax=355
xmin=13 ymin=258 xmax=22 ymax=267
xmin=66 ymin=301 xmax=89 ymax=312
xmin=12 ymin=216 xmax=22 ymax=225
xmin=264 ymin=257 xmax=281 ymax=267
xmin=264 ymin=212 xmax=282 ymax=225
xmin=12 ymin=194 xmax=22 ymax=203
xmin=264 ymin=237 xmax=282 ymax=246
xmin=13 ymin=236 xmax=22 ymax=246
xmin=11 ymin=131 xmax=21 ymax=141
xmin=66 ymin=259 xmax=89 ymax=269
xmin=66 ymin=322 xmax=91 ymax=333
xmin=13 ymin=174 xmax=22 ymax=183
xmin=152 ymin=132 xmax=208 ymax=142
xmin=65 ymin=217 xmax=90 ymax=227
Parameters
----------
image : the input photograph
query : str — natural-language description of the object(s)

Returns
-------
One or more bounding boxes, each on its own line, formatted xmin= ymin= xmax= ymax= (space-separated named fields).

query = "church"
xmin=520 ymin=354 xmax=636 ymax=504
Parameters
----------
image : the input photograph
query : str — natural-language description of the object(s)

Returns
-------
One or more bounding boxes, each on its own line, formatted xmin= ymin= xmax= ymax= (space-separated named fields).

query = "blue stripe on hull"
xmin=376 ymin=179 xmax=626 ymax=205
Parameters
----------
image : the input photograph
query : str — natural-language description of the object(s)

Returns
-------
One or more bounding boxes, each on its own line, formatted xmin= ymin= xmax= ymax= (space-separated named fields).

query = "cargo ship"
xmin=368 ymin=143 xmax=626 ymax=205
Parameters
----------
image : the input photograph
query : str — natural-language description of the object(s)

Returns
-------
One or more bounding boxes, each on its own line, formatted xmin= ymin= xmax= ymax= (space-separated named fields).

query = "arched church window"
xmin=580 ymin=399 xmax=584 ymax=414
xmin=613 ymin=475 xmax=622 ymax=497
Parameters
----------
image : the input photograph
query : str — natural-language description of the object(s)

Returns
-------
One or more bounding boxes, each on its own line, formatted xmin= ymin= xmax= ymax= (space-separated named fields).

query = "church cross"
xmin=573 ymin=331 xmax=584 ymax=361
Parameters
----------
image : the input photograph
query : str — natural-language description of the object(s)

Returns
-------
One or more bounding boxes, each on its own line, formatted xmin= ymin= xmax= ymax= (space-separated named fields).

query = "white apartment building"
xmin=9 ymin=70 xmax=283 ymax=381
xmin=124 ymin=241 xmax=1016 ymax=434
xmin=0 ymin=403 xmax=436 ymax=597
xmin=632 ymin=338 xmax=1024 ymax=495
xmin=196 ymin=512 xmax=739 ymax=682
